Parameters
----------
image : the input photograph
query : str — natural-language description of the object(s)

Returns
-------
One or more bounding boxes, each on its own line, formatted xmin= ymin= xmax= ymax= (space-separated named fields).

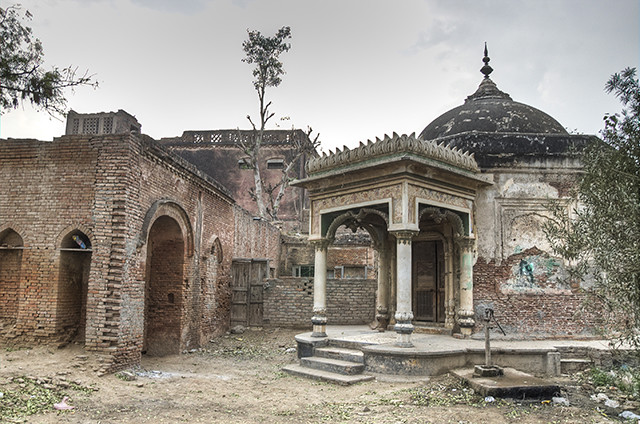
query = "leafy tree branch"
xmin=0 ymin=5 xmax=97 ymax=116
xmin=545 ymin=67 xmax=640 ymax=349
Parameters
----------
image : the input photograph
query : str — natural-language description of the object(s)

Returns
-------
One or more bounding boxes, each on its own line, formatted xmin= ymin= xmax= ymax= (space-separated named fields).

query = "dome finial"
xmin=481 ymin=42 xmax=493 ymax=78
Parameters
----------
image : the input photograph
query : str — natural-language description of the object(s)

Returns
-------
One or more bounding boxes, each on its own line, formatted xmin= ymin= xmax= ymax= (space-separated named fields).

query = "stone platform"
xmin=287 ymin=325 xmax=611 ymax=385
xmin=452 ymin=367 xmax=561 ymax=398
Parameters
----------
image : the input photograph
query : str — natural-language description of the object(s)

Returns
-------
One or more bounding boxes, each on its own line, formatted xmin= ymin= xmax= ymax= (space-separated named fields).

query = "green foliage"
xmin=545 ymin=68 xmax=640 ymax=349
xmin=587 ymin=366 xmax=640 ymax=398
xmin=238 ymin=26 xmax=319 ymax=220
xmin=407 ymin=381 xmax=488 ymax=408
xmin=0 ymin=5 xmax=96 ymax=116
xmin=242 ymin=26 xmax=291 ymax=94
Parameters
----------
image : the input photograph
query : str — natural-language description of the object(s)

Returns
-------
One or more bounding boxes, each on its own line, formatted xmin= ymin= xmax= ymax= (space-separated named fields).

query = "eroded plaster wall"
xmin=472 ymin=157 xmax=595 ymax=337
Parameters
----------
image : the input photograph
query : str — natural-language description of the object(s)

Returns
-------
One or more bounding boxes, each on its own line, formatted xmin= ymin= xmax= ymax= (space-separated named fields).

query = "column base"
xmin=311 ymin=315 xmax=327 ymax=338
xmin=374 ymin=310 xmax=389 ymax=332
xmin=394 ymin=321 xmax=414 ymax=348
xmin=395 ymin=332 xmax=413 ymax=348
xmin=311 ymin=325 xmax=327 ymax=338
xmin=457 ymin=309 xmax=475 ymax=336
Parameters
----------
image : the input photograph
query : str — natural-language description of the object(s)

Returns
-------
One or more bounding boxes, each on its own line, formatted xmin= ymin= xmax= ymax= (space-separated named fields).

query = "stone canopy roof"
xmin=305 ymin=132 xmax=479 ymax=176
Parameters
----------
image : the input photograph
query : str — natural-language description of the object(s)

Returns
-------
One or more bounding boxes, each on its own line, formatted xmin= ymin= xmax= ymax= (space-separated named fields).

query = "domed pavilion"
xmin=293 ymin=46 xmax=600 ymax=349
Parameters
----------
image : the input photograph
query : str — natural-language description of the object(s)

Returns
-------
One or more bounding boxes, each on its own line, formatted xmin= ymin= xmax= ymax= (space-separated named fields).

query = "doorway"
xmin=412 ymin=240 xmax=445 ymax=323
xmin=144 ymin=216 xmax=184 ymax=356
xmin=57 ymin=231 xmax=92 ymax=343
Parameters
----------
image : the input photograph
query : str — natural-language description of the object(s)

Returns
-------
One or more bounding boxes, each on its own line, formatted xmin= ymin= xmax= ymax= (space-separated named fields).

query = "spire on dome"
xmin=480 ymin=42 xmax=493 ymax=78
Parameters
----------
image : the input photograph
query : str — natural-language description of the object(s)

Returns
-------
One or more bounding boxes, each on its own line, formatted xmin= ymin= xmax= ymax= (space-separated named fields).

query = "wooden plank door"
xmin=249 ymin=260 xmax=266 ymax=326
xmin=231 ymin=259 xmax=266 ymax=327
xmin=231 ymin=260 xmax=250 ymax=326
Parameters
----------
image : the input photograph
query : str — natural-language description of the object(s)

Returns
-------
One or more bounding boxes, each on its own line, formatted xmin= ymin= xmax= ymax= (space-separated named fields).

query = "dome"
xmin=419 ymin=48 xmax=568 ymax=140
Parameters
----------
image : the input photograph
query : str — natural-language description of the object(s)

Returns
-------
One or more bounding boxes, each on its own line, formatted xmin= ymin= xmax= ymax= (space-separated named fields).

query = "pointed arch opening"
xmin=202 ymin=238 xmax=223 ymax=335
xmin=0 ymin=229 xmax=24 ymax=334
xmin=57 ymin=230 xmax=92 ymax=343
xmin=144 ymin=215 xmax=184 ymax=356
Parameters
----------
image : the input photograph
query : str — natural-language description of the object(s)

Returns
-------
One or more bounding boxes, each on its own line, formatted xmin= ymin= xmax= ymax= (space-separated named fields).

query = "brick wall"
xmin=263 ymin=277 xmax=376 ymax=326
xmin=160 ymin=136 xmax=309 ymax=232
xmin=280 ymin=237 xmax=375 ymax=278
xmin=0 ymin=136 xmax=99 ymax=343
xmin=0 ymin=133 xmax=281 ymax=372
xmin=473 ymin=247 xmax=602 ymax=337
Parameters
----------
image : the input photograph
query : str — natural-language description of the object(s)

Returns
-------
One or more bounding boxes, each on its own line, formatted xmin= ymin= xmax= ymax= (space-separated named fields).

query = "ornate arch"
xmin=139 ymin=199 xmax=194 ymax=257
xmin=418 ymin=207 xmax=465 ymax=239
xmin=324 ymin=207 xmax=389 ymax=242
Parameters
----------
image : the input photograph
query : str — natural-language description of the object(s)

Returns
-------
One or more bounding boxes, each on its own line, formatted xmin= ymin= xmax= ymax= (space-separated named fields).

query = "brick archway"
xmin=57 ymin=229 xmax=92 ymax=344
xmin=144 ymin=215 xmax=185 ymax=356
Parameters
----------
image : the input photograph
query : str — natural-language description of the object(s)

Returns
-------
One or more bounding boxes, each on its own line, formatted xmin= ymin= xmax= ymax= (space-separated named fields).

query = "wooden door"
xmin=412 ymin=241 xmax=444 ymax=322
xmin=249 ymin=260 xmax=267 ymax=326
xmin=231 ymin=259 xmax=267 ymax=327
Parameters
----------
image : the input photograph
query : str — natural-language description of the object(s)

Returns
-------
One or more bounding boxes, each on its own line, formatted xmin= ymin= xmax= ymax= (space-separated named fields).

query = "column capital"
xmin=456 ymin=236 xmax=476 ymax=251
xmin=391 ymin=230 xmax=419 ymax=244
xmin=310 ymin=238 xmax=330 ymax=251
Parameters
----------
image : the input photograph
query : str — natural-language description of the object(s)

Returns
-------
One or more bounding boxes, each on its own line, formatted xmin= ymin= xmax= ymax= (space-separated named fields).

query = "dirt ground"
xmin=0 ymin=327 xmax=630 ymax=423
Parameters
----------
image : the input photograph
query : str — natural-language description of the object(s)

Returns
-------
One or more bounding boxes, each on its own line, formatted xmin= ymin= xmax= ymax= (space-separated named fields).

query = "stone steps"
xmin=284 ymin=343 xmax=373 ymax=385
xmin=282 ymin=363 xmax=374 ymax=385
xmin=315 ymin=346 xmax=365 ymax=363
xmin=561 ymin=358 xmax=593 ymax=374
xmin=555 ymin=346 xmax=594 ymax=374
xmin=301 ymin=356 xmax=365 ymax=375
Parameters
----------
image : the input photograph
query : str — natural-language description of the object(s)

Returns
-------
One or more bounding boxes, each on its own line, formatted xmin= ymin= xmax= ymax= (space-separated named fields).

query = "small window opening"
xmin=267 ymin=159 xmax=285 ymax=170
xmin=293 ymin=264 xmax=314 ymax=278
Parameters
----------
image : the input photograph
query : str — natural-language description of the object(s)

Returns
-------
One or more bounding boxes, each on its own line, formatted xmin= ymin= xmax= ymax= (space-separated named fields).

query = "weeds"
xmin=585 ymin=366 xmax=640 ymax=398
xmin=0 ymin=376 xmax=93 ymax=422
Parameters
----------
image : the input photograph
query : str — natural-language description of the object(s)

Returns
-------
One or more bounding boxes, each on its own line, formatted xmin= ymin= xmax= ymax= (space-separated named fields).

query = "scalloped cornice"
xmin=306 ymin=132 xmax=479 ymax=175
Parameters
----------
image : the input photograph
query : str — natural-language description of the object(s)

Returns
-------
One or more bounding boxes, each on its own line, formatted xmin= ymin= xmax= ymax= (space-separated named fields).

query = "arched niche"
xmin=201 ymin=237 xmax=223 ymax=332
xmin=57 ymin=229 xmax=92 ymax=344
xmin=0 ymin=228 xmax=24 ymax=327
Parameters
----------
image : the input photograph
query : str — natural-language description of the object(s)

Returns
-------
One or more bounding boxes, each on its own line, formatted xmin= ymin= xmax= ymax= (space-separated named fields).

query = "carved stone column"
xmin=393 ymin=230 xmax=418 ymax=347
xmin=444 ymin=244 xmax=456 ymax=329
xmin=311 ymin=239 xmax=329 ymax=337
xmin=457 ymin=237 xmax=476 ymax=336
xmin=375 ymin=241 xmax=390 ymax=330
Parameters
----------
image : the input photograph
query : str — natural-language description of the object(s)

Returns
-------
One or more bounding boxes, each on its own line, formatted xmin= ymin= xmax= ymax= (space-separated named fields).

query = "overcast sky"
xmin=1 ymin=0 xmax=638 ymax=152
